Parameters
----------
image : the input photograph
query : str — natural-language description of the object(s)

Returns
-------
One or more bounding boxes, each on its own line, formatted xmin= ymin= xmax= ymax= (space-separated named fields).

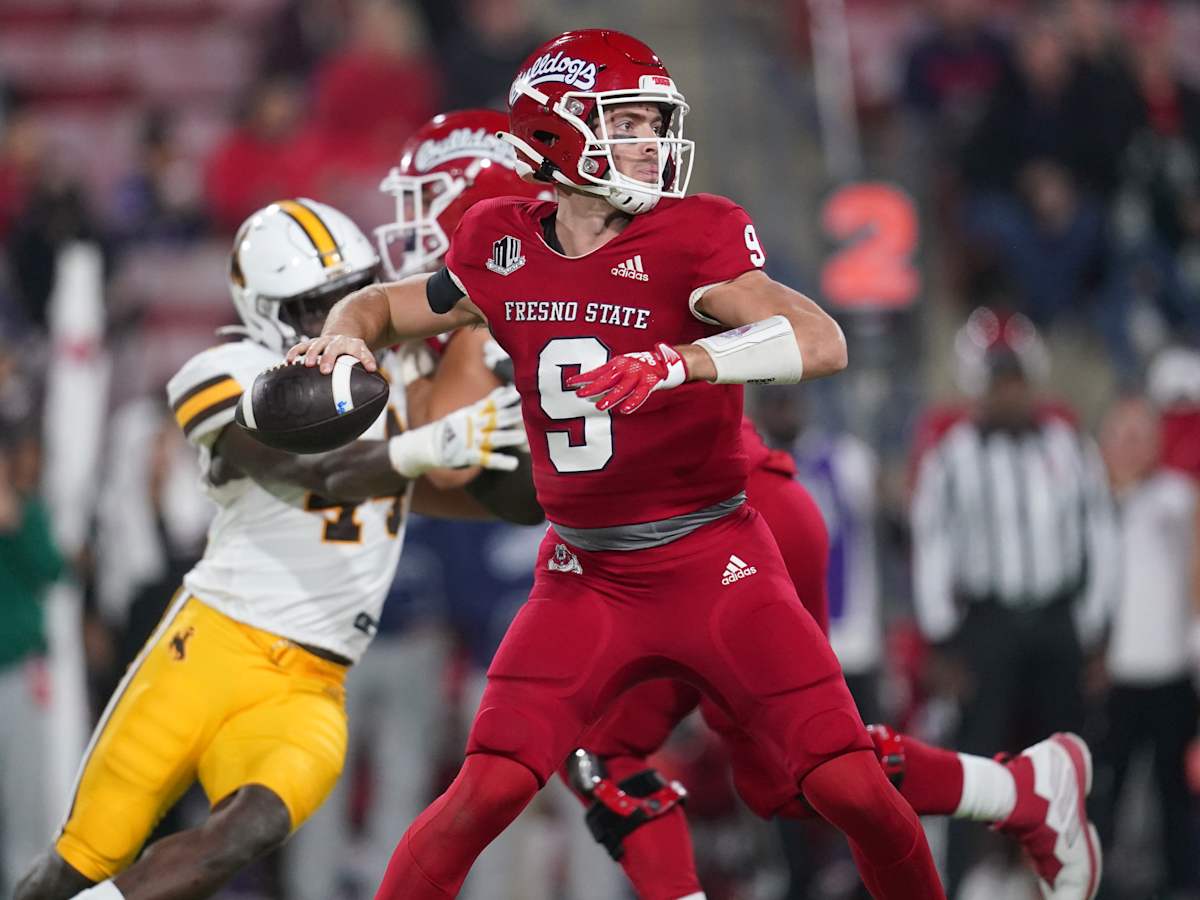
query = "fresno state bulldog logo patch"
xmin=487 ymin=235 xmax=526 ymax=276
xmin=548 ymin=543 xmax=583 ymax=575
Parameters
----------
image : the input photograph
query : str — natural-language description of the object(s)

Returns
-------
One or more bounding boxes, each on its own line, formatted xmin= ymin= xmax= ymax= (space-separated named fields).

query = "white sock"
xmin=71 ymin=880 xmax=125 ymax=900
xmin=675 ymin=894 xmax=707 ymax=900
xmin=953 ymin=753 xmax=1017 ymax=822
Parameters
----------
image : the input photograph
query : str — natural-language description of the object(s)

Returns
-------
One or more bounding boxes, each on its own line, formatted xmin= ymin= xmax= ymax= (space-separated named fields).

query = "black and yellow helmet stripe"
xmin=276 ymin=199 xmax=344 ymax=269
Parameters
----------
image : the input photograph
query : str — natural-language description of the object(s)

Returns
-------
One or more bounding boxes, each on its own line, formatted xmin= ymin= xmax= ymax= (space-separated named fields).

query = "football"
xmin=235 ymin=356 xmax=389 ymax=454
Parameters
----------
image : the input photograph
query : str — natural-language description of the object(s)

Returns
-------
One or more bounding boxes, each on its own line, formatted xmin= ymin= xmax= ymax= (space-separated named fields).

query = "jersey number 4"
xmin=539 ymin=337 xmax=613 ymax=473
xmin=305 ymin=406 xmax=406 ymax=541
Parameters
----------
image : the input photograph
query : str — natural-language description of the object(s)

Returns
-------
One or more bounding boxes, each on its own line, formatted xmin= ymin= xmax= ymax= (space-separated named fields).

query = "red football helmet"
xmin=376 ymin=109 xmax=550 ymax=280
xmin=500 ymin=29 xmax=694 ymax=215
xmin=954 ymin=307 xmax=1050 ymax=397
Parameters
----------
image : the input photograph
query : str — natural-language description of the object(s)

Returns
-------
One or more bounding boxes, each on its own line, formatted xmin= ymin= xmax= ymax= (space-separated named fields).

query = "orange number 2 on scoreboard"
xmin=820 ymin=183 xmax=920 ymax=310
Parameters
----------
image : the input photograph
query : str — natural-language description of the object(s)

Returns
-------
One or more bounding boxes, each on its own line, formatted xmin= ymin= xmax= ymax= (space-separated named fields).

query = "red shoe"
xmin=995 ymin=733 xmax=1101 ymax=899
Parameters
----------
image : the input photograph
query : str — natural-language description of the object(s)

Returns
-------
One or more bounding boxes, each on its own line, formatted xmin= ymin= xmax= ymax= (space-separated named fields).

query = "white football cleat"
xmin=995 ymin=732 xmax=1101 ymax=899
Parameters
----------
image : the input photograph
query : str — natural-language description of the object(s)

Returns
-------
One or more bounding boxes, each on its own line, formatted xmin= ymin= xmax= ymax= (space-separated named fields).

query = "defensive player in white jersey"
xmin=15 ymin=199 xmax=529 ymax=900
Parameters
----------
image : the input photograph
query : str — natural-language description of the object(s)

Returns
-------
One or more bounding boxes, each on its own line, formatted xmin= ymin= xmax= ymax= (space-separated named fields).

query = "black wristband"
xmin=426 ymin=267 xmax=466 ymax=314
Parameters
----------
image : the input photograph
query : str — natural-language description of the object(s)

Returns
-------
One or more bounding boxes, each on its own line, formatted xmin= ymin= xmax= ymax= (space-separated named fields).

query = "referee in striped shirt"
xmin=911 ymin=309 xmax=1118 ymax=759
xmin=911 ymin=310 xmax=1119 ymax=887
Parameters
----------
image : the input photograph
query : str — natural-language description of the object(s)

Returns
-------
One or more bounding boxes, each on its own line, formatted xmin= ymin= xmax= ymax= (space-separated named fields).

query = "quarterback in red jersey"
xmin=293 ymin=29 xmax=945 ymax=899
xmin=363 ymin=105 xmax=1100 ymax=900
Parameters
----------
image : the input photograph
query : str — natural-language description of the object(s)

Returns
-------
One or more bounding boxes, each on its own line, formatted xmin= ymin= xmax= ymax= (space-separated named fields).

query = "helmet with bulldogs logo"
xmin=499 ymin=29 xmax=694 ymax=216
xmin=376 ymin=109 xmax=550 ymax=280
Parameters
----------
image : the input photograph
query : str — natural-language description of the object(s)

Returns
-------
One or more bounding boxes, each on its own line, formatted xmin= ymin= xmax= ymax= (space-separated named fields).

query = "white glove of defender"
xmin=387 ymin=385 xmax=525 ymax=477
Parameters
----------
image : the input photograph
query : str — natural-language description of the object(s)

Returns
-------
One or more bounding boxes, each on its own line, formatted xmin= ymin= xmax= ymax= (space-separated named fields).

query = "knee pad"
xmin=566 ymin=749 xmax=688 ymax=861
xmin=866 ymin=723 xmax=907 ymax=788
xmin=468 ymin=706 xmax=557 ymax=782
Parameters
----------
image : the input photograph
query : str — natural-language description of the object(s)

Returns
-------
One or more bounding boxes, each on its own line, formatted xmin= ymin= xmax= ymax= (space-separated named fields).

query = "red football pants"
xmin=380 ymin=497 xmax=942 ymax=899
xmin=467 ymin=502 xmax=864 ymax=783
xmin=574 ymin=467 xmax=832 ymax=819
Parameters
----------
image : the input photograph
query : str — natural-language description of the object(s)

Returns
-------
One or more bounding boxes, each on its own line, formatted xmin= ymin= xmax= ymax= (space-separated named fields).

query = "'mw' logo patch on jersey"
xmin=611 ymin=254 xmax=649 ymax=282
xmin=486 ymin=236 xmax=526 ymax=276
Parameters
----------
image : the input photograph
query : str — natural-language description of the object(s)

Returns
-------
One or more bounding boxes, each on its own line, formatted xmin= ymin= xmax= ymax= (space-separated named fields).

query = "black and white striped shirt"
xmin=911 ymin=416 xmax=1118 ymax=645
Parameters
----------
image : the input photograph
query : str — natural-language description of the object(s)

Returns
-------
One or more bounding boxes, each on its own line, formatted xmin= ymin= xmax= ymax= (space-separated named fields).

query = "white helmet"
xmin=1147 ymin=346 xmax=1200 ymax=409
xmin=226 ymin=199 xmax=380 ymax=353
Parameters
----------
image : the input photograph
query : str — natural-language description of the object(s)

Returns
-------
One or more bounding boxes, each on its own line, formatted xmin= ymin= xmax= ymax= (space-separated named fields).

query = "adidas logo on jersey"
xmin=611 ymin=255 xmax=649 ymax=282
xmin=721 ymin=554 xmax=757 ymax=585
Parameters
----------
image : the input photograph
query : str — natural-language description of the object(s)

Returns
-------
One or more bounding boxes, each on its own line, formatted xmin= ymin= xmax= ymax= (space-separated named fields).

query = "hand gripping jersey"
xmin=444 ymin=195 xmax=768 ymax=529
xmin=166 ymin=340 xmax=410 ymax=663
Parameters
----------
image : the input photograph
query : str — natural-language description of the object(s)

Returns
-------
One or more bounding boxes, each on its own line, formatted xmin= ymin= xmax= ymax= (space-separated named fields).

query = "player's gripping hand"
xmin=565 ymin=343 xmax=687 ymax=414
xmin=288 ymin=334 xmax=378 ymax=374
xmin=387 ymin=385 xmax=526 ymax=477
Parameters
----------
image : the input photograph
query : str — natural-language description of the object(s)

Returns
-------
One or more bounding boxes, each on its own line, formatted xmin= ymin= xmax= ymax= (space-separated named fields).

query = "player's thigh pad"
xmin=698 ymin=697 xmax=806 ymax=819
xmin=708 ymin=518 xmax=869 ymax=780
xmin=198 ymin=644 xmax=348 ymax=830
xmin=468 ymin=574 xmax=619 ymax=783
xmin=55 ymin=595 xmax=218 ymax=881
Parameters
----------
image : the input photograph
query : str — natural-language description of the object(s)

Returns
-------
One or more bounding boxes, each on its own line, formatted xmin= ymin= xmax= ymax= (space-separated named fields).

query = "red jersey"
xmin=445 ymin=194 xmax=767 ymax=528
xmin=740 ymin=418 xmax=797 ymax=478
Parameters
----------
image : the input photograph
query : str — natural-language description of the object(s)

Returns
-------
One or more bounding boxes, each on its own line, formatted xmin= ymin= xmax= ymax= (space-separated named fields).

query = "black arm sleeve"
xmin=426 ymin=266 xmax=466 ymax=314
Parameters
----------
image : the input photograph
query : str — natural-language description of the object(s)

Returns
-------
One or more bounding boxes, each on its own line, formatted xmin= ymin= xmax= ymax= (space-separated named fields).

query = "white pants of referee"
xmin=0 ymin=657 xmax=51 ymax=897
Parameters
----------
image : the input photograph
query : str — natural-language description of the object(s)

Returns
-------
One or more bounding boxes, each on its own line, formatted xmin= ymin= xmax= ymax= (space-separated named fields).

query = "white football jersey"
xmin=166 ymin=340 xmax=410 ymax=663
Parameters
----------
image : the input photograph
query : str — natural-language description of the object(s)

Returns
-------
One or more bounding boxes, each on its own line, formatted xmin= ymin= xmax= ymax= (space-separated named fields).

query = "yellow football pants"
xmin=56 ymin=595 xmax=348 ymax=881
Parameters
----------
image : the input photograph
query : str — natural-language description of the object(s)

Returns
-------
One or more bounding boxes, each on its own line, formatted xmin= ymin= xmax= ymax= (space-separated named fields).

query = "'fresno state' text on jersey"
xmin=445 ymin=194 xmax=768 ymax=529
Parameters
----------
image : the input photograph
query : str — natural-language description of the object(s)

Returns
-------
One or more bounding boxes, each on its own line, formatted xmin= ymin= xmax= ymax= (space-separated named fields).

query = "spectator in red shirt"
xmin=283 ymin=0 xmax=442 ymax=225
xmin=204 ymin=77 xmax=304 ymax=235
xmin=300 ymin=0 xmax=441 ymax=176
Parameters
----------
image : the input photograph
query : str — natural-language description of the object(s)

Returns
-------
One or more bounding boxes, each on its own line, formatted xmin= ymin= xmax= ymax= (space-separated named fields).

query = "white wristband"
xmin=387 ymin=426 xmax=439 ymax=479
xmin=693 ymin=315 xmax=804 ymax=384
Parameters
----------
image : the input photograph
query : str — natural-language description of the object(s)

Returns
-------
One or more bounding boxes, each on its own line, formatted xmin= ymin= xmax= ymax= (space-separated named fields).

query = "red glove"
xmin=565 ymin=343 xmax=688 ymax=414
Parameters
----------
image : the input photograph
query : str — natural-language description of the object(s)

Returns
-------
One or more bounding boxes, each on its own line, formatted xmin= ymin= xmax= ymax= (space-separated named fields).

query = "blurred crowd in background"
xmin=2 ymin=0 xmax=1200 ymax=898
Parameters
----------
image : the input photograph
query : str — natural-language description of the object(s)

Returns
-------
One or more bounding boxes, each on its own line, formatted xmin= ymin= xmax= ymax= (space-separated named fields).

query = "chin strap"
xmin=607 ymin=183 xmax=659 ymax=215
xmin=497 ymin=130 xmax=660 ymax=215
xmin=215 ymin=324 xmax=253 ymax=339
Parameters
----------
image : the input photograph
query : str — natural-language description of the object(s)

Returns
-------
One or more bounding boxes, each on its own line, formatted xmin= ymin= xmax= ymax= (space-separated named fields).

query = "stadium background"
xmin=1 ymin=0 xmax=1199 ymax=898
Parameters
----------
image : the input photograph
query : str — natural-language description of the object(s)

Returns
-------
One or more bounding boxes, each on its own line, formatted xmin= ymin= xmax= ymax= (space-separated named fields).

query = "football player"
xmin=374 ymin=109 xmax=1102 ymax=899
xmin=15 ymin=199 xmax=532 ymax=900
xmin=294 ymin=29 xmax=948 ymax=899
xmin=282 ymin=111 xmax=557 ymax=900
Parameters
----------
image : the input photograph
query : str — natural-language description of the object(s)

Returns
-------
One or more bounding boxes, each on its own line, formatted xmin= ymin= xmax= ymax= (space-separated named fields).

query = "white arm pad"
xmin=693 ymin=315 xmax=804 ymax=384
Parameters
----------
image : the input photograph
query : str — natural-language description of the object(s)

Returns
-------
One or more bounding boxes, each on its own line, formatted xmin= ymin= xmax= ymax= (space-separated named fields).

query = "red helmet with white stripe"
xmin=376 ymin=109 xmax=549 ymax=280
xmin=499 ymin=29 xmax=694 ymax=215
